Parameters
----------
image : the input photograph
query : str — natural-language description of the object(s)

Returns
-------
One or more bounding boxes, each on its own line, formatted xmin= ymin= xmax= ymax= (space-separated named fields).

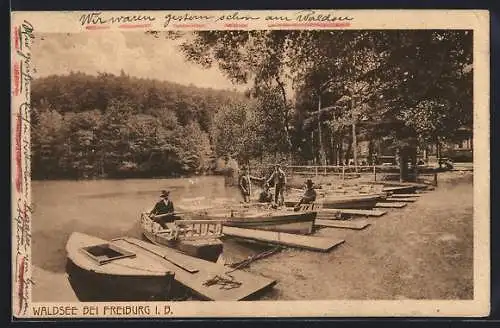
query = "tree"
xmin=31 ymin=72 xmax=248 ymax=179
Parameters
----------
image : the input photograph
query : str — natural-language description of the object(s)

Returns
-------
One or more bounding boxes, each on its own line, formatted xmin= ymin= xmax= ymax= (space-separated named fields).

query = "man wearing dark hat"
xmin=294 ymin=179 xmax=317 ymax=210
xmin=266 ymin=163 xmax=287 ymax=206
xmin=150 ymin=190 xmax=176 ymax=226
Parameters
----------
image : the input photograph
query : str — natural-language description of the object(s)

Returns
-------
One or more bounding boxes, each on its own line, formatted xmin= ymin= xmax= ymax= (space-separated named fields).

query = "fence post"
xmin=315 ymin=166 xmax=318 ymax=178
xmin=433 ymin=172 xmax=438 ymax=186
xmin=373 ymin=165 xmax=377 ymax=181
xmin=342 ymin=166 xmax=345 ymax=180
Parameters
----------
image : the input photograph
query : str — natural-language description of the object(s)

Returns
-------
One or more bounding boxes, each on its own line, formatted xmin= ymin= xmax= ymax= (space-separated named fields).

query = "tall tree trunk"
xmin=310 ymin=131 xmax=315 ymax=165
xmin=436 ymin=136 xmax=441 ymax=158
xmin=345 ymin=137 xmax=352 ymax=166
xmin=368 ymin=140 xmax=374 ymax=165
xmin=399 ymin=148 xmax=409 ymax=182
xmin=329 ymin=127 xmax=335 ymax=166
xmin=352 ymin=122 xmax=358 ymax=171
xmin=317 ymin=94 xmax=326 ymax=166
xmin=435 ymin=136 xmax=441 ymax=168
xmin=275 ymin=77 xmax=293 ymax=152
xmin=338 ymin=138 xmax=344 ymax=166
xmin=411 ymin=149 xmax=418 ymax=182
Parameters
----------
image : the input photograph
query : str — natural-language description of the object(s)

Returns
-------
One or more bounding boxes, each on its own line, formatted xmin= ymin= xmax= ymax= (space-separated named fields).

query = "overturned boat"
xmin=66 ymin=232 xmax=175 ymax=301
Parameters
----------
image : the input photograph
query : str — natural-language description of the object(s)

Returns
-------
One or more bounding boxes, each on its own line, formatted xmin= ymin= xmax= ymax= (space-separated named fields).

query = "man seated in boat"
xmin=258 ymin=183 xmax=274 ymax=203
xmin=294 ymin=179 xmax=317 ymax=211
xmin=150 ymin=190 xmax=177 ymax=227
xmin=266 ymin=163 xmax=287 ymax=206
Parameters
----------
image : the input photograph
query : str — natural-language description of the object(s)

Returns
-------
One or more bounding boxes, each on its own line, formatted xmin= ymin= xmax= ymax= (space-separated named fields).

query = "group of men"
xmin=238 ymin=164 xmax=317 ymax=208
xmin=149 ymin=163 xmax=317 ymax=228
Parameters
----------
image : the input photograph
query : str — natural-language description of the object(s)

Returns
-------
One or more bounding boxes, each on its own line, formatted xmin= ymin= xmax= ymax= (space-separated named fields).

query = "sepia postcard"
xmin=11 ymin=9 xmax=490 ymax=319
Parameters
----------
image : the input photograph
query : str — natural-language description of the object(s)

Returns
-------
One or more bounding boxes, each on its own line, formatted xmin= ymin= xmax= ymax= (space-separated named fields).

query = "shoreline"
xmin=30 ymin=171 xmax=473 ymax=302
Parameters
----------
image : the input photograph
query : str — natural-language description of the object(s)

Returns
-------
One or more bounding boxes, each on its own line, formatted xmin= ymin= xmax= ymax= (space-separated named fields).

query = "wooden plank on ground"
xmin=318 ymin=208 xmax=387 ymax=217
xmin=117 ymin=237 xmax=276 ymax=301
xmin=315 ymin=219 xmax=370 ymax=230
xmin=383 ymin=186 xmax=417 ymax=194
xmin=389 ymin=193 xmax=420 ymax=198
xmin=223 ymin=226 xmax=344 ymax=252
xmin=385 ymin=197 xmax=417 ymax=202
xmin=116 ymin=237 xmax=200 ymax=273
xmin=375 ymin=202 xmax=407 ymax=208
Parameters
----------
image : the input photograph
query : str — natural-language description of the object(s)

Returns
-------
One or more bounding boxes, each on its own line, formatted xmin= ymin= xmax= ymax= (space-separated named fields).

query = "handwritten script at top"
xmin=78 ymin=10 xmax=354 ymax=28
xmin=14 ymin=19 xmax=34 ymax=316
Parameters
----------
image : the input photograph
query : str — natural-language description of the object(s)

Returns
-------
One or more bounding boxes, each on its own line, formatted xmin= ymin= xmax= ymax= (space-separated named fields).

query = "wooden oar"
xmin=148 ymin=211 xmax=202 ymax=220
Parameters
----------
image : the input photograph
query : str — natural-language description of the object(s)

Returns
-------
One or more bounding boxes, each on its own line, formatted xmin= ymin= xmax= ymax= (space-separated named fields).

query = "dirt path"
xmin=251 ymin=171 xmax=474 ymax=300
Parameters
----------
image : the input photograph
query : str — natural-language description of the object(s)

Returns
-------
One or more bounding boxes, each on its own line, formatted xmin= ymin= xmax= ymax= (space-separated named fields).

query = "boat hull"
xmin=142 ymin=229 xmax=223 ymax=263
xmin=200 ymin=211 xmax=317 ymax=235
xmin=140 ymin=213 xmax=224 ymax=263
xmin=285 ymin=194 xmax=383 ymax=210
xmin=225 ymin=219 xmax=314 ymax=235
xmin=66 ymin=259 xmax=173 ymax=301
xmin=320 ymin=195 xmax=381 ymax=210
xmin=66 ymin=232 xmax=175 ymax=301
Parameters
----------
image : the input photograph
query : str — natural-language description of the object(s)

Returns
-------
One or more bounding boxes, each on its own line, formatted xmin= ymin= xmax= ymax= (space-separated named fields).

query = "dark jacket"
xmin=151 ymin=199 xmax=174 ymax=216
xmin=267 ymin=168 xmax=286 ymax=187
xmin=301 ymin=188 xmax=317 ymax=204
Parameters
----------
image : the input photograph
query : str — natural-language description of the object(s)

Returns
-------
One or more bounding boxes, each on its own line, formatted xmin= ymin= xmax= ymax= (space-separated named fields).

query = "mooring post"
xmin=433 ymin=172 xmax=438 ymax=186
xmin=342 ymin=166 xmax=345 ymax=180
xmin=373 ymin=165 xmax=377 ymax=181
xmin=315 ymin=166 xmax=318 ymax=178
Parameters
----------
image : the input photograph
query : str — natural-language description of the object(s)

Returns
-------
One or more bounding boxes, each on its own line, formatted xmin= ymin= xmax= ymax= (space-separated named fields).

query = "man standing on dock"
xmin=238 ymin=167 xmax=252 ymax=203
xmin=266 ymin=164 xmax=287 ymax=206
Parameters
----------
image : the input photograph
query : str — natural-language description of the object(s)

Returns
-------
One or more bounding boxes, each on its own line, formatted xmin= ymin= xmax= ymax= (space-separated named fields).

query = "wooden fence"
xmin=247 ymin=164 xmax=438 ymax=185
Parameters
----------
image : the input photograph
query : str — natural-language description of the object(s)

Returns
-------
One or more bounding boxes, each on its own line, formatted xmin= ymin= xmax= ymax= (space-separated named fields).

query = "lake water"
xmin=31 ymin=176 xmax=264 ymax=274
xmin=30 ymin=172 xmax=474 ymax=302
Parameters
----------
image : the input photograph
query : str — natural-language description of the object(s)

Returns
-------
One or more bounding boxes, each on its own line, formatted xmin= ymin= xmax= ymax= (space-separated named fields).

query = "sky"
xmin=32 ymin=31 xmax=245 ymax=91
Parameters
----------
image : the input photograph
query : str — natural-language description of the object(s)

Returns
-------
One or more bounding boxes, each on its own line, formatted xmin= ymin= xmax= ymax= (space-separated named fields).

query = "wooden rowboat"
xmin=67 ymin=233 xmax=277 ymax=301
xmin=320 ymin=193 xmax=385 ymax=209
xmin=140 ymin=213 xmax=224 ymax=263
xmin=190 ymin=208 xmax=317 ymax=235
xmin=285 ymin=193 xmax=385 ymax=210
xmin=66 ymin=232 xmax=175 ymax=301
xmin=364 ymin=181 xmax=430 ymax=194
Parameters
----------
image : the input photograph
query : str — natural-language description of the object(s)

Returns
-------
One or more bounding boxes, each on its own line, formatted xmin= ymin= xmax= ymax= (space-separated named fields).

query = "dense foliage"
xmin=31 ymin=72 xmax=249 ymax=179
xmin=164 ymin=30 xmax=473 ymax=168
xmin=32 ymin=30 xmax=472 ymax=180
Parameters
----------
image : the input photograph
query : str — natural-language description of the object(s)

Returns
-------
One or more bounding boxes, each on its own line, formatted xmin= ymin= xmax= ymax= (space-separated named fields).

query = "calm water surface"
xmin=32 ymin=176 xmax=260 ymax=273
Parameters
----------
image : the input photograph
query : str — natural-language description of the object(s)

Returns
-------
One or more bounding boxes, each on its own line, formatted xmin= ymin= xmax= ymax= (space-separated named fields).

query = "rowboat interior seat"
xmin=81 ymin=243 xmax=136 ymax=265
